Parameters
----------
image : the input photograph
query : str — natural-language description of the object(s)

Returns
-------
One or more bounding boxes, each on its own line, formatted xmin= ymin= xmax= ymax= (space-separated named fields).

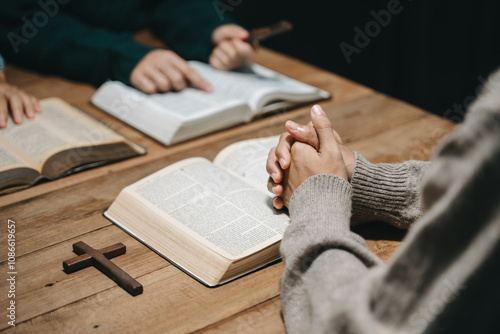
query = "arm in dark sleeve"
xmin=0 ymin=1 xmax=153 ymax=86
xmin=150 ymin=0 xmax=237 ymax=62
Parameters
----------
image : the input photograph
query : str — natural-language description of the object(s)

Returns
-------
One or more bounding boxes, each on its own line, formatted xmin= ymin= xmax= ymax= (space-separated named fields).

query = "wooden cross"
xmin=63 ymin=241 xmax=143 ymax=296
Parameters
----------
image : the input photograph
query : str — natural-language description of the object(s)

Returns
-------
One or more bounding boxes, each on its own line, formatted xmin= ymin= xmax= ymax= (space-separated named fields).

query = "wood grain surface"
xmin=0 ymin=43 xmax=455 ymax=333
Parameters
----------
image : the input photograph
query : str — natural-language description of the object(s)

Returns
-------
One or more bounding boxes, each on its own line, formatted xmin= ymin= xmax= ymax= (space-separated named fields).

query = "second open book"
xmin=92 ymin=61 xmax=330 ymax=145
xmin=105 ymin=136 xmax=288 ymax=286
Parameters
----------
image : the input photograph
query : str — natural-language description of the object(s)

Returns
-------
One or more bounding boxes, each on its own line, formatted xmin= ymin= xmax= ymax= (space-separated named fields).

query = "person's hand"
xmin=130 ymin=49 xmax=213 ymax=94
xmin=210 ymin=24 xmax=255 ymax=71
xmin=267 ymin=105 xmax=354 ymax=209
xmin=269 ymin=117 xmax=355 ymax=182
xmin=0 ymin=72 xmax=41 ymax=128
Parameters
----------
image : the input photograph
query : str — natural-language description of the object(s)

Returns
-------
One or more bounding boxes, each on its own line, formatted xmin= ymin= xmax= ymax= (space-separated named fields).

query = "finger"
xmin=266 ymin=176 xmax=274 ymax=193
xmin=209 ymin=54 xmax=224 ymax=71
xmin=272 ymin=196 xmax=284 ymax=210
xmin=285 ymin=120 xmax=319 ymax=150
xmin=266 ymin=176 xmax=283 ymax=196
xmin=163 ymin=67 xmax=187 ymax=91
xmin=131 ymin=72 xmax=156 ymax=94
xmin=8 ymin=94 xmax=25 ymax=124
xmin=0 ymin=97 xmax=8 ymax=128
xmin=273 ymin=183 xmax=283 ymax=196
xmin=333 ymin=130 xmax=343 ymax=145
xmin=212 ymin=24 xmax=249 ymax=44
xmin=275 ymin=132 xmax=295 ymax=169
xmin=308 ymin=120 xmax=342 ymax=145
xmin=173 ymin=59 xmax=212 ymax=92
xmin=32 ymin=96 xmax=42 ymax=113
xmin=310 ymin=105 xmax=337 ymax=152
xmin=232 ymin=39 xmax=254 ymax=59
xmin=146 ymin=67 xmax=171 ymax=93
xmin=19 ymin=92 xmax=35 ymax=118
xmin=212 ymin=47 xmax=231 ymax=69
xmin=219 ymin=40 xmax=237 ymax=63
xmin=266 ymin=147 xmax=283 ymax=183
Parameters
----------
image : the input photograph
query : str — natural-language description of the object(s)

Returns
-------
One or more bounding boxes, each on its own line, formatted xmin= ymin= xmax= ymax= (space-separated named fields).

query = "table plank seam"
xmin=191 ymin=295 xmax=281 ymax=333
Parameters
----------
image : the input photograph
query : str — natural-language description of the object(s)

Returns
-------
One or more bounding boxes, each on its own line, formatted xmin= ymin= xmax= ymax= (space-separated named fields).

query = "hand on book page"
xmin=0 ymin=71 xmax=41 ymax=128
xmin=1 ymin=100 xmax=122 ymax=168
xmin=0 ymin=98 xmax=145 ymax=193
xmin=130 ymin=50 xmax=213 ymax=94
xmin=92 ymin=62 xmax=329 ymax=146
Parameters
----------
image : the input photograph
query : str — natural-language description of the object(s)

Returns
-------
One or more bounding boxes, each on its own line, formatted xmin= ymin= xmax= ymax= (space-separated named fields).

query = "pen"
xmin=245 ymin=20 xmax=293 ymax=47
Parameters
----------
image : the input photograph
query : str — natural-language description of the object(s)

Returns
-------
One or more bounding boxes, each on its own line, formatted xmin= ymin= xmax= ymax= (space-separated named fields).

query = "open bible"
xmin=104 ymin=136 xmax=288 ymax=286
xmin=0 ymin=98 xmax=145 ymax=193
xmin=91 ymin=61 xmax=330 ymax=146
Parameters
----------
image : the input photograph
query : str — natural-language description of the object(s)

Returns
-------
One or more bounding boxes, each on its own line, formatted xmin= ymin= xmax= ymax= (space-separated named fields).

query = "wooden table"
xmin=0 ymin=47 xmax=456 ymax=333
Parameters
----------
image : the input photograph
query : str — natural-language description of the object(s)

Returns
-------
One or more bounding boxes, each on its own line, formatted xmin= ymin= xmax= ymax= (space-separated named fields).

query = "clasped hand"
xmin=130 ymin=24 xmax=254 ymax=94
xmin=266 ymin=105 xmax=356 ymax=209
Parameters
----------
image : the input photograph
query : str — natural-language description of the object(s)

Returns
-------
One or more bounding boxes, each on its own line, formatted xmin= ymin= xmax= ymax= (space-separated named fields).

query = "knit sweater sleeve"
xmin=350 ymin=153 xmax=430 ymax=229
xmin=280 ymin=69 xmax=500 ymax=334
xmin=150 ymin=0 xmax=237 ymax=62
xmin=281 ymin=174 xmax=385 ymax=334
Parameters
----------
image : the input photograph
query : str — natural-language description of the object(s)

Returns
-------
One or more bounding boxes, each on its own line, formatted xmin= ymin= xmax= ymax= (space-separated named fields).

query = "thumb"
xmin=212 ymin=24 xmax=249 ymax=43
xmin=285 ymin=120 xmax=319 ymax=150
xmin=305 ymin=120 xmax=342 ymax=145
xmin=310 ymin=105 xmax=336 ymax=152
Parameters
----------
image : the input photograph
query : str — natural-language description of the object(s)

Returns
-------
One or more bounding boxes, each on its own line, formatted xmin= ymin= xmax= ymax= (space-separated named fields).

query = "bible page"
xmin=0 ymin=98 xmax=125 ymax=170
xmin=130 ymin=158 xmax=289 ymax=261
xmin=92 ymin=80 xmax=250 ymax=145
xmin=92 ymin=80 xmax=246 ymax=122
xmin=213 ymin=136 xmax=279 ymax=193
xmin=190 ymin=61 xmax=326 ymax=114
xmin=0 ymin=139 xmax=32 ymax=172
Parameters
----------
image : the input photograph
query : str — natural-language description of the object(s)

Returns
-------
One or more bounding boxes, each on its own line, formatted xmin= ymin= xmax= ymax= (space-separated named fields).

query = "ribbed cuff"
xmin=283 ymin=173 xmax=381 ymax=268
xmin=290 ymin=174 xmax=353 ymax=233
xmin=351 ymin=153 xmax=411 ymax=228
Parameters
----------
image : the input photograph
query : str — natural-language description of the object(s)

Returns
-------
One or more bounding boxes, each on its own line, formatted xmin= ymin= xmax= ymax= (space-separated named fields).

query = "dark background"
xmin=228 ymin=0 xmax=500 ymax=121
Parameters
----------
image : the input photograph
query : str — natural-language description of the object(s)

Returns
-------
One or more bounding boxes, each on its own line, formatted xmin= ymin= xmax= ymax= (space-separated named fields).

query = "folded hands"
xmin=266 ymin=105 xmax=355 ymax=209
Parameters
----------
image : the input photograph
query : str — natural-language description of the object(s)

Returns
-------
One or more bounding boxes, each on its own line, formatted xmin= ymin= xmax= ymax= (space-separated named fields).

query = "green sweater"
xmin=0 ymin=0 xmax=234 ymax=86
xmin=281 ymin=69 xmax=500 ymax=333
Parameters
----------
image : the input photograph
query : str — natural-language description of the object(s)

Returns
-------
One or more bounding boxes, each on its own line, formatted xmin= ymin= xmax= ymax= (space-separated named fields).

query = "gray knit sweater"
xmin=281 ymin=69 xmax=500 ymax=333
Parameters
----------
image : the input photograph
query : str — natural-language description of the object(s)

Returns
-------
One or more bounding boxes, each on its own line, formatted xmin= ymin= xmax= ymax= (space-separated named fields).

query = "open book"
xmin=0 ymin=98 xmax=145 ymax=194
xmin=91 ymin=61 xmax=330 ymax=146
xmin=104 ymin=136 xmax=288 ymax=286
